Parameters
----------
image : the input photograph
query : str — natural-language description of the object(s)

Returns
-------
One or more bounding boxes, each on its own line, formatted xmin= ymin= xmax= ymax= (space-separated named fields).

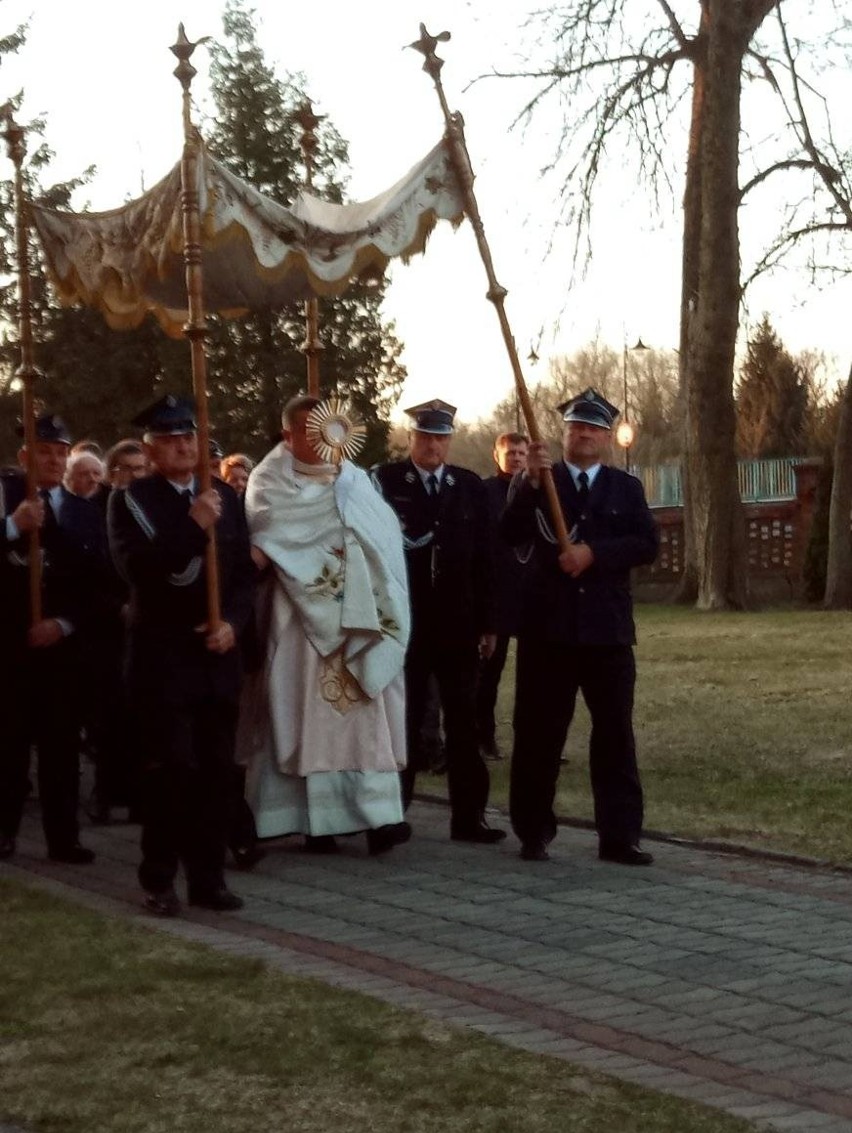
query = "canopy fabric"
xmin=31 ymin=138 xmax=466 ymax=337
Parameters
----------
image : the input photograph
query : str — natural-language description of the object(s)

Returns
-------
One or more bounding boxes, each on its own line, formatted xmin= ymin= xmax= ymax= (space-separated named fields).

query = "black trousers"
xmin=475 ymin=633 xmax=511 ymax=744
xmin=402 ymin=630 xmax=490 ymax=830
xmin=135 ymin=695 xmax=237 ymax=896
xmin=0 ymin=638 xmax=83 ymax=852
xmin=85 ymin=625 xmax=136 ymax=810
xmin=510 ymin=637 xmax=644 ymax=848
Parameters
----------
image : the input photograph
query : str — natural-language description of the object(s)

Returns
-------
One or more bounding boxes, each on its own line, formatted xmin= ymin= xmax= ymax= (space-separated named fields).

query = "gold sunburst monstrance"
xmin=305 ymin=398 xmax=367 ymax=464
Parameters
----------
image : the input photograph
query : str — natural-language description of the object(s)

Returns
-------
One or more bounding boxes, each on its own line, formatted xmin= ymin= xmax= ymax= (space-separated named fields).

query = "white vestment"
xmin=238 ymin=444 xmax=409 ymax=838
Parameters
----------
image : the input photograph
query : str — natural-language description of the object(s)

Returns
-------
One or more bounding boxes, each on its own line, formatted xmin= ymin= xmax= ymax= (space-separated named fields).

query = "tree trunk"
xmin=824 ymin=372 xmax=852 ymax=608
xmin=683 ymin=1 xmax=753 ymax=610
xmin=672 ymin=6 xmax=708 ymax=605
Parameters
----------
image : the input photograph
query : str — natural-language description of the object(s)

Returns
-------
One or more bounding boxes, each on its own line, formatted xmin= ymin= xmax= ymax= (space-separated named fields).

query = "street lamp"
xmin=617 ymin=337 xmax=648 ymax=472
xmin=522 ymin=346 xmax=539 ymax=432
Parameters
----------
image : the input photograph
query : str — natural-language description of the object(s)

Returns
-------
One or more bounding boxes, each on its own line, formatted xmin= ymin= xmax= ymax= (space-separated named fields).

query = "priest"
xmin=238 ymin=395 xmax=411 ymax=855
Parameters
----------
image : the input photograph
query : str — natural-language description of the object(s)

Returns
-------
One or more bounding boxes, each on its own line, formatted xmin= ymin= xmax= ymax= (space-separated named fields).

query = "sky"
xmin=2 ymin=0 xmax=851 ymax=425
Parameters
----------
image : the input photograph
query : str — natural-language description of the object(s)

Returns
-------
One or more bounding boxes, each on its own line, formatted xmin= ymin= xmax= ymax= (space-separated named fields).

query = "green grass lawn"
xmin=0 ymin=880 xmax=755 ymax=1133
xmin=425 ymin=605 xmax=852 ymax=863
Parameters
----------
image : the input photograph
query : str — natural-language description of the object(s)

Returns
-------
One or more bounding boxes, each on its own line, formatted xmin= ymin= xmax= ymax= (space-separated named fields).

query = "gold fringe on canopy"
xmin=31 ymin=139 xmax=465 ymax=338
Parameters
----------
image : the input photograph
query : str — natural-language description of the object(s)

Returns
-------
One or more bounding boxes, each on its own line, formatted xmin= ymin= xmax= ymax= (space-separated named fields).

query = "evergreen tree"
xmin=202 ymin=0 xmax=405 ymax=464
xmin=735 ymin=316 xmax=809 ymax=459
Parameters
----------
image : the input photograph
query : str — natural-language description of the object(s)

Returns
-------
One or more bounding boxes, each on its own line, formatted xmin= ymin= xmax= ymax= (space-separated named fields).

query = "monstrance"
xmin=305 ymin=398 xmax=367 ymax=464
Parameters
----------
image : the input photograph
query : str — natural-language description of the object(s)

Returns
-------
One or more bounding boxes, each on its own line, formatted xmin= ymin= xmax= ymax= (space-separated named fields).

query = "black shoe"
xmin=451 ymin=823 xmax=507 ymax=844
xmin=520 ymin=840 xmax=550 ymax=862
xmin=302 ymin=834 xmax=339 ymax=854
xmin=0 ymin=835 xmax=15 ymax=860
xmin=48 ymin=843 xmax=95 ymax=864
xmin=231 ymin=844 xmax=266 ymax=871
xmin=188 ymin=886 xmax=244 ymax=912
xmin=367 ymin=822 xmax=412 ymax=856
xmin=598 ymin=843 xmax=654 ymax=866
xmin=144 ymin=888 xmax=181 ymax=917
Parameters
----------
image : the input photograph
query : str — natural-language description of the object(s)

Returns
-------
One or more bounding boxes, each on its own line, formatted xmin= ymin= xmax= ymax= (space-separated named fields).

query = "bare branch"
xmin=740 ymin=158 xmax=824 ymax=200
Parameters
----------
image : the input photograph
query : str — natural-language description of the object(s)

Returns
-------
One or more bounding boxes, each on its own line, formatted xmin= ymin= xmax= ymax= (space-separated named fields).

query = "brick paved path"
xmin=6 ymin=800 xmax=852 ymax=1132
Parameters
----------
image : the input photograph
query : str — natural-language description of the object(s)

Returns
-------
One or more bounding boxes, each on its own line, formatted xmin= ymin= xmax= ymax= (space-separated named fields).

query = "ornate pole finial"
xmin=409 ymin=23 xmax=451 ymax=79
xmin=408 ymin=24 xmax=453 ymax=119
xmin=170 ymin=24 xmax=210 ymax=136
xmin=295 ymin=99 xmax=325 ymax=190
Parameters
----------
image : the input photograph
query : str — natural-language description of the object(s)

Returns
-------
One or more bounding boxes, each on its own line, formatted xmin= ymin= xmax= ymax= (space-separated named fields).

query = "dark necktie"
xmin=577 ymin=470 xmax=589 ymax=502
xmin=39 ymin=488 xmax=57 ymax=531
xmin=427 ymin=473 xmax=439 ymax=498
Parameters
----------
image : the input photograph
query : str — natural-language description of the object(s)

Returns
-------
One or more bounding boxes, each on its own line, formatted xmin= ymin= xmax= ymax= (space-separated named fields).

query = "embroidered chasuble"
xmin=237 ymin=444 xmax=409 ymax=838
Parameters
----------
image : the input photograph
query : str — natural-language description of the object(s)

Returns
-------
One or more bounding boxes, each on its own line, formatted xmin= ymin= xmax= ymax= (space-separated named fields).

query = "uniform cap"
xmin=17 ymin=413 xmax=72 ymax=445
xmin=404 ymin=398 xmax=457 ymax=435
xmin=131 ymin=394 xmax=197 ymax=436
xmin=208 ymin=437 xmax=224 ymax=461
xmin=557 ymin=388 xmax=619 ymax=430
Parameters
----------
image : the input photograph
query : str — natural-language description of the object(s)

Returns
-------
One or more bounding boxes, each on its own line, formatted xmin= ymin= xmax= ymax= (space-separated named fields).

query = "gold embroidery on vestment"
xmin=320 ymin=651 xmax=366 ymax=714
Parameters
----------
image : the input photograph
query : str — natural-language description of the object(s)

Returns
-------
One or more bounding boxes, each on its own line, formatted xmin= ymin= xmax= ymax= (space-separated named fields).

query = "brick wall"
xmin=639 ymin=459 xmax=821 ymax=592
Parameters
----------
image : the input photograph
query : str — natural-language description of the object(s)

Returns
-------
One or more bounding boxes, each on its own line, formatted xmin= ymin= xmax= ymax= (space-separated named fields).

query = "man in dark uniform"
xmin=476 ymin=431 xmax=529 ymax=760
xmin=0 ymin=413 xmax=102 ymax=862
xmin=108 ymin=396 xmax=255 ymax=915
xmin=373 ymin=399 xmax=504 ymax=843
xmin=502 ymin=389 xmax=659 ymax=864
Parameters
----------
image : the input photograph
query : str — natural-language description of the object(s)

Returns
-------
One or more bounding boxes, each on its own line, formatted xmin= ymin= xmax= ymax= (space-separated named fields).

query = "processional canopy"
xmin=30 ymin=141 xmax=466 ymax=337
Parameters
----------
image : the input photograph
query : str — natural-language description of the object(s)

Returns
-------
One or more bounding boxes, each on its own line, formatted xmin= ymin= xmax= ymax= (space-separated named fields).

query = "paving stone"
xmin=11 ymin=800 xmax=852 ymax=1133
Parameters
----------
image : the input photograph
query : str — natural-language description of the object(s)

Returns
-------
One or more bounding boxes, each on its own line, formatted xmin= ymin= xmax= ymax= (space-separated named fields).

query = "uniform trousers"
xmin=402 ymin=628 xmax=490 ymax=831
xmin=135 ymin=695 xmax=237 ymax=897
xmin=475 ymin=633 xmax=511 ymax=746
xmin=0 ymin=638 xmax=84 ymax=852
xmin=510 ymin=637 xmax=644 ymax=848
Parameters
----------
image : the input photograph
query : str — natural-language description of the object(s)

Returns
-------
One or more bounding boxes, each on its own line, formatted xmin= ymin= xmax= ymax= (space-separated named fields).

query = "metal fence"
xmin=635 ymin=457 xmax=802 ymax=509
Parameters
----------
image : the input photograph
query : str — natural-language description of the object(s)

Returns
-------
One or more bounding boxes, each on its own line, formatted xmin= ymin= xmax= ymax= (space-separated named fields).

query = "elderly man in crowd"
xmin=64 ymin=449 xmax=105 ymax=499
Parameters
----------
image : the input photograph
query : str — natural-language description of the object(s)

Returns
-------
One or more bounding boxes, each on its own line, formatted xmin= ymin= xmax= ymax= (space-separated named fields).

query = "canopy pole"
xmin=409 ymin=26 xmax=571 ymax=553
xmin=170 ymin=25 xmax=221 ymax=630
xmin=296 ymin=100 xmax=325 ymax=398
xmin=2 ymin=107 xmax=43 ymax=624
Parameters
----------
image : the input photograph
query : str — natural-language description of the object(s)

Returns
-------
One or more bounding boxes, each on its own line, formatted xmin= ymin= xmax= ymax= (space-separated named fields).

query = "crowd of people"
xmin=0 ymin=386 xmax=659 ymax=916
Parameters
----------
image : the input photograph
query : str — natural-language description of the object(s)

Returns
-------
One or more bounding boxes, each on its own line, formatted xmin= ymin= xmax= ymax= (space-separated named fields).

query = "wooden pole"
xmin=295 ymin=100 xmax=325 ymax=398
xmin=409 ymin=26 xmax=571 ymax=552
xmin=2 ymin=108 xmax=43 ymax=624
xmin=170 ymin=25 xmax=221 ymax=629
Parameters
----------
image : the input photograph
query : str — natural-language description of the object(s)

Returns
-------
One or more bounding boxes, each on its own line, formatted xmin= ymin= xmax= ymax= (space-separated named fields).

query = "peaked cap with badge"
xmin=131 ymin=395 xmax=197 ymax=437
xmin=404 ymin=399 xmax=457 ymax=436
xmin=16 ymin=413 xmax=72 ymax=445
xmin=557 ymin=388 xmax=619 ymax=431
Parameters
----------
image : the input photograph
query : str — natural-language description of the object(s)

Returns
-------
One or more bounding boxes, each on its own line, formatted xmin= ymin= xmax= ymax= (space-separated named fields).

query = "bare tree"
xmin=825 ymin=373 xmax=852 ymax=609
xmin=489 ymin=0 xmax=829 ymax=608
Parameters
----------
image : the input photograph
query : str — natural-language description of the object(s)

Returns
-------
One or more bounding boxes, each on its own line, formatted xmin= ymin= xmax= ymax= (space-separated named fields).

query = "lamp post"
xmin=616 ymin=337 xmax=648 ymax=473
xmin=524 ymin=346 xmax=539 ymax=433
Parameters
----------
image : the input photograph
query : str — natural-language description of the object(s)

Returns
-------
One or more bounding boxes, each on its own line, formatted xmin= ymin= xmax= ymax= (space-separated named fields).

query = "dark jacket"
xmin=372 ymin=459 xmax=495 ymax=641
xmin=107 ymin=474 xmax=255 ymax=701
xmin=482 ymin=473 xmax=529 ymax=637
xmin=0 ymin=473 xmax=108 ymax=649
xmin=501 ymin=462 xmax=658 ymax=645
